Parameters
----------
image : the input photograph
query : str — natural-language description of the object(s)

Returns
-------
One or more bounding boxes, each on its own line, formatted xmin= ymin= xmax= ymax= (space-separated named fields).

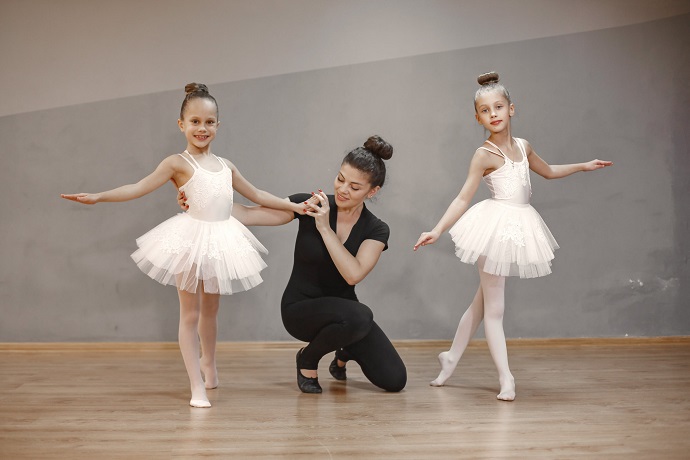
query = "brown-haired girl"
xmin=62 ymin=83 xmax=304 ymax=408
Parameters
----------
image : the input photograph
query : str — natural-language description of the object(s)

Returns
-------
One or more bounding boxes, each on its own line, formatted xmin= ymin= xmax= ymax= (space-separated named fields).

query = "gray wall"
xmin=1 ymin=14 xmax=688 ymax=341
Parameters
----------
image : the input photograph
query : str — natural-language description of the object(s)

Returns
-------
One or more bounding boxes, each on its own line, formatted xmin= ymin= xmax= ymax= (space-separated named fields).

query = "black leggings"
xmin=282 ymin=297 xmax=407 ymax=392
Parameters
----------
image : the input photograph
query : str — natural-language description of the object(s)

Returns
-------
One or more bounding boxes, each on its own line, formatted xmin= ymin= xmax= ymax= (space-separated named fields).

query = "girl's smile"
xmin=178 ymin=98 xmax=219 ymax=153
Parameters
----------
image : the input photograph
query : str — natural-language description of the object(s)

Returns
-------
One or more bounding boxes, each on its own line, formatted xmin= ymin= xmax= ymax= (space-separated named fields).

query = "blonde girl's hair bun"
xmin=474 ymin=71 xmax=511 ymax=109
xmin=477 ymin=72 xmax=500 ymax=86
xmin=184 ymin=83 xmax=210 ymax=95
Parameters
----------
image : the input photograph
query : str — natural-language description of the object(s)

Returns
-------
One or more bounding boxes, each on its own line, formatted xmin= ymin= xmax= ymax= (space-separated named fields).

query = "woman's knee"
xmin=347 ymin=302 xmax=374 ymax=333
xmin=381 ymin=365 xmax=407 ymax=392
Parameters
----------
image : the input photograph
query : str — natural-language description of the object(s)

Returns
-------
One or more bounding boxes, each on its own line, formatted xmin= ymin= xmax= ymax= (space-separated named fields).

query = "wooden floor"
xmin=1 ymin=340 xmax=689 ymax=459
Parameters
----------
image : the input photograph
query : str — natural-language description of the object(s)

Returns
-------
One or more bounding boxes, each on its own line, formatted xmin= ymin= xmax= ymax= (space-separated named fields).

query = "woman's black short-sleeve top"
xmin=281 ymin=194 xmax=389 ymax=305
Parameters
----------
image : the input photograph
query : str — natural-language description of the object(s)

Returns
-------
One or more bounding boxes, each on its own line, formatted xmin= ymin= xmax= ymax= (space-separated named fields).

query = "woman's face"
xmin=333 ymin=163 xmax=380 ymax=209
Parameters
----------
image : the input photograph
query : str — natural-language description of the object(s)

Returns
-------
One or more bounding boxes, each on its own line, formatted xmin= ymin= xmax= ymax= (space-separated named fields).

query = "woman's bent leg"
xmin=282 ymin=297 xmax=373 ymax=370
xmin=343 ymin=321 xmax=407 ymax=392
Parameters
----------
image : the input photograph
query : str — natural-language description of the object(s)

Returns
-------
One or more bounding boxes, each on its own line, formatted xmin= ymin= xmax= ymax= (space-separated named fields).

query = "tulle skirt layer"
xmin=449 ymin=199 xmax=559 ymax=278
xmin=131 ymin=213 xmax=267 ymax=294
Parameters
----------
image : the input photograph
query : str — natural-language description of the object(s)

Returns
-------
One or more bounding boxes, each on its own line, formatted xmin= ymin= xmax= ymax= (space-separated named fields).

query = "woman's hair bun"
xmin=477 ymin=72 xmax=500 ymax=86
xmin=363 ymin=135 xmax=393 ymax=160
xmin=185 ymin=83 xmax=209 ymax=95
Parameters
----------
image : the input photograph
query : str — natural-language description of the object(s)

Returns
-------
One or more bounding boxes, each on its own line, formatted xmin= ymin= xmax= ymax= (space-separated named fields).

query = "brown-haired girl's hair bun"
xmin=363 ymin=135 xmax=393 ymax=160
xmin=477 ymin=72 xmax=500 ymax=86
xmin=184 ymin=83 xmax=210 ymax=95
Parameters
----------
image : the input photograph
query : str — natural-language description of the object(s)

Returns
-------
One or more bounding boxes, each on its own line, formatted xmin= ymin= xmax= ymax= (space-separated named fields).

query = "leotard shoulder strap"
xmin=178 ymin=150 xmax=201 ymax=170
xmin=481 ymin=139 xmax=525 ymax=162
xmin=515 ymin=138 xmax=527 ymax=160
xmin=211 ymin=154 xmax=228 ymax=169
xmin=479 ymin=140 xmax=507 ymax=160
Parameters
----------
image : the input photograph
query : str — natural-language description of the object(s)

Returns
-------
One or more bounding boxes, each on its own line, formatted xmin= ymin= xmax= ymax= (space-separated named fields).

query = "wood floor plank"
xmin=1 ymin=341 xmax=689 ymax=459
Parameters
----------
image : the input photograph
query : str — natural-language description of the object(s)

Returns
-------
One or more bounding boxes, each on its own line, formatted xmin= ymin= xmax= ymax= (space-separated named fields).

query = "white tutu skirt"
xmin=131 ymin=213 xmax=268 ymax=294
xmin=449 ymin=199 xmax=559 ymax=278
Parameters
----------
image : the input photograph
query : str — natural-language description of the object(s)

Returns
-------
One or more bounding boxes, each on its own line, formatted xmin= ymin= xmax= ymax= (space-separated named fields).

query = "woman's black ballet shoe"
xmin=296 ymin=349 xmax=322 ymax=394
xmin=329 ymin=357 xmax=347 ymax=381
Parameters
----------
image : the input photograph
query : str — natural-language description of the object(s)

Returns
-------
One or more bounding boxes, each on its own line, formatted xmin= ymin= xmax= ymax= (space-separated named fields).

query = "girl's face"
xmin=333 ymin=163 xmax=380 ymax=210
xmin=178 ymin=98 xmax=219 ymax=152
xmin=475 ymin=90 xmax=514 ymax=133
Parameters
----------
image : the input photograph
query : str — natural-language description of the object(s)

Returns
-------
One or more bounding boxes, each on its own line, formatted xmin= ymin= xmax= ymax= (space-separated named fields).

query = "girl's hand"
xmin=583 ymin=159 xmax=613 ymax=171
xmin=413 ymin=230 xmax=440 ymax=251
xmin=177 ymin=190 xmax=189 ymax=210
xmin=305 ymin=191 xmax=329 ymax=231
xmin=61 ymin=193 xmax=100 ymax=205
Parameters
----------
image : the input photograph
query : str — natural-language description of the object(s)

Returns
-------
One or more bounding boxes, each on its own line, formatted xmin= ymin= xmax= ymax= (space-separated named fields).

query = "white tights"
xmin=430 ymin=256 xmax=516 ymax=401
xmin=177 ymin=284 xmax=220 ymax=406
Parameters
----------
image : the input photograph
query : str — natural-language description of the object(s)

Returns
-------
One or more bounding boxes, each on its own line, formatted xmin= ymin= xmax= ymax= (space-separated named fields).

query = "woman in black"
xmin=225 ymin=136 xmax=407 ymax=393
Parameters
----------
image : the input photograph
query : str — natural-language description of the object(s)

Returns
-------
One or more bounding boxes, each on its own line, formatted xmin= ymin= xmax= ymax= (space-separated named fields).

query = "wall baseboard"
xmin=0 ymin=336 xmax=688 ymax=352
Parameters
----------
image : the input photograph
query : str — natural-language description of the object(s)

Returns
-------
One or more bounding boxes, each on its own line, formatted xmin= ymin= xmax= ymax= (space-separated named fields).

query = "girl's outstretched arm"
xmin=61 ymin=156 xmax=178 ymax=204
xmin=225 ymin=160 xmax=305 ymax=215
xmin=233 ymin=203 xmax=295 ymax=227
xmin=414 ymin=149 xmax=491 ymax=251
xmin=524 ymin=140 xmax=613 ymax=179
xmin=176 ymin=189 xmax=304 ymax=227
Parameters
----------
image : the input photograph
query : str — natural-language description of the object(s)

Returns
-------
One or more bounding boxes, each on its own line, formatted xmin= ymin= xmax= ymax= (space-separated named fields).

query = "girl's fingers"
xmin=306 ymin=194 xmax=323 ymax=207
xmin=61 ymin=193 xmax=85 ymax=202
xmin=414 ymin=233 xmax=436 ymax=250
xmin=590 ymin=159 xmax=612 ymax=170
xmin=304 ymin=203 xmax=322 ymax=217
xmin=307 ymin=191 xmax=329 ymax=211
xmin=310 ymin=191 xmax=327 ymax=206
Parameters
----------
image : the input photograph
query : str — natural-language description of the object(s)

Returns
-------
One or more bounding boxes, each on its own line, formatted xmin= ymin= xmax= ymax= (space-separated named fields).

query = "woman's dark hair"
xmin=342 ymin=135 xmax=393 ymax=188
xmin=180 ymin=83 xmax=219 ymax=119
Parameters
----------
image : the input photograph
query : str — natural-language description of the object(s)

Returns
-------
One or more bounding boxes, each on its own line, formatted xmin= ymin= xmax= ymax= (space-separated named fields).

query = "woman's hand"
xmin=305 ymin=190 xmax=330 ymax=231
xmin=61 ymin=193 xmax=100 ymax=205
xmin=292 ymin=195 xmax=320 ymax=215
xmin=413 ymin=230 xmax=441 ymax=251
xmin=304 ymin=189 xmax=384 ymax=285
xmin=177 ymin=190 xmax=189 ymax=211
